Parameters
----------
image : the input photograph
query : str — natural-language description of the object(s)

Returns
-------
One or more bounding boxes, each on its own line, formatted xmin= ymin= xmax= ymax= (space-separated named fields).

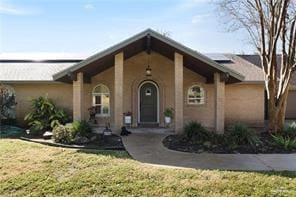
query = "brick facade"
xmin=214 ymin=73 xmax=225 ymax=133
xmin=73 ymin=72 xmax=84 ymax=121
xmin=114 ymin=52 xmax=124 ymax=131
xmin=174 ymin=53 xmax=184 ymax=133
xmin=10 ymin=52 xmax=265 ymax=132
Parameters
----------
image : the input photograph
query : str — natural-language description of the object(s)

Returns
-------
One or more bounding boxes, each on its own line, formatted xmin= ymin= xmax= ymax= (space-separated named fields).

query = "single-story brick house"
xmin=0 ymin=29 xmax=295 ymax=133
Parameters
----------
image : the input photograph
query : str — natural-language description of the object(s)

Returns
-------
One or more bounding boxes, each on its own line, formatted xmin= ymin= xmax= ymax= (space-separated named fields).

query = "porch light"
xmin=146 ymin=65 xmax=152 ymax=76
xmin=146 ymin=53 xmax=152 ymax=76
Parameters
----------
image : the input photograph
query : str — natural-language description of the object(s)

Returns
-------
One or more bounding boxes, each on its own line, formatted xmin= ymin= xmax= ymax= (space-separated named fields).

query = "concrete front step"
xmin=90 ymin=124 xmax=174 ymax=135
xmin=90 ymin=126 xmax=105 ymax=134
xmin=127 ymin=127 xmax=174 ymax=134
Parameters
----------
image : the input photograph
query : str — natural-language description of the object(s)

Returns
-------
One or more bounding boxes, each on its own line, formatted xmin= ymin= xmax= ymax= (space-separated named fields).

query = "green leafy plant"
xmin=226 ymin=124 xmax=261 ymax=148
xmin=208 ymin=133 xmax=225 ymax=145
xmin=164 ymin=107 xmax=174 ymax=118
xmin=284 ymin=122 xmax=296 ymax=137
xmin=123 ymin=111 xmax=132 ymax=116
xmin=271 ymin=135 xmax=296 ymax=150
xmin=52 ymin=125 xmax=74 ymax=144
xmin=71 ymin=120 xmax=92 ymax=137
xmin=184 ymin=121 xmax=210 ymax=141
xmin=24 ymin=96 xmax=69 ymax=133
xmin=0 ymin=85 xmax=17 ymax=127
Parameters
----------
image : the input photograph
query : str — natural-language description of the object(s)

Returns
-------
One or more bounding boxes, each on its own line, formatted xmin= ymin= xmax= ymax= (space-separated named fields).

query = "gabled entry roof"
xmin=53 ymin=29 xmax=244 ymax=83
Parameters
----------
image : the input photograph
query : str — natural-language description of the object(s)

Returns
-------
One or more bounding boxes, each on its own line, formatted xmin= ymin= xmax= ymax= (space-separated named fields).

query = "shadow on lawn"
xmin=75 ymin=148 xmax=131 ymax=159
xmin=255 ymin=170 xmax=296 ymax=178
xmin=0 ymin=133 xmax=26 ymax=139
xmin=215 ymin=170 xmax=296 ymax=178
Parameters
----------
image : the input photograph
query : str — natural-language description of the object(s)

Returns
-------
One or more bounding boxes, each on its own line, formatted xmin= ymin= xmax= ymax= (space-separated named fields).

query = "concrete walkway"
xmin=122 ymin=132 xmax=296 ymax=171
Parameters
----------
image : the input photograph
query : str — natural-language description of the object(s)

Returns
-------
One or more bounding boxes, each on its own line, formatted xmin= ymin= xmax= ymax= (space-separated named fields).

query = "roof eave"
xmin=53 ymin=29 xmax=245 ymax=82
xmin=53 ymin=29 xmax=152 ymax=81
xmin=148 ymin=30 xmax=245 ymax=81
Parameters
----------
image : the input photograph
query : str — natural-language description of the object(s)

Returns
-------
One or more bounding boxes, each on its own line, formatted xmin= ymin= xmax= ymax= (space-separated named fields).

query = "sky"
xmin=0 ymin=0 xmax=255 ymax=55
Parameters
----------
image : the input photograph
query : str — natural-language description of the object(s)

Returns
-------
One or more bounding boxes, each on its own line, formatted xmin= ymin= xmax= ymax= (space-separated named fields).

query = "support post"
xmin=214 ymin=72 xmax=225 ymax=134
xmin=73 ymin=72 xmax=84 ymax=121
xmin=174 ymin=52 xmax=184 ymax=134
xmin=114 ymin=52 xmax=124 ymax=132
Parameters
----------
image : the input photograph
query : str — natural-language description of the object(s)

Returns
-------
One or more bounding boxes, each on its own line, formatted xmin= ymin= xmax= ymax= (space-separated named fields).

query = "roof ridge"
xmin=53 ymin=28 xmax=244 ymax=82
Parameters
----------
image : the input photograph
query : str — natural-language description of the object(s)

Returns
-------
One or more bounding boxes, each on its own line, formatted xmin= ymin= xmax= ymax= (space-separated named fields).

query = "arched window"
xmin=92 ymin=84 xmax=110 ymax=116
xmin=187 ymin=85 xmax=205 ymax=105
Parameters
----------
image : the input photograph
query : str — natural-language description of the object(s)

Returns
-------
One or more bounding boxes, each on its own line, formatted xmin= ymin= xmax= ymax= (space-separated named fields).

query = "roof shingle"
xmin=239 ymin=54 xmax=296 ymax=85
xmin=222 ymin=54 xmax=264 ymax=83
xmin=0 ymin=54 xmax=264 ymax=83
xmin=0 ymin=62 xmax=74 ymax=82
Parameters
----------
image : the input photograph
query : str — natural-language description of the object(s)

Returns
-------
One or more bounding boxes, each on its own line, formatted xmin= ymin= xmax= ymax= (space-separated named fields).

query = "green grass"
xmin=0 ymin=139 xmax=295 ymax=196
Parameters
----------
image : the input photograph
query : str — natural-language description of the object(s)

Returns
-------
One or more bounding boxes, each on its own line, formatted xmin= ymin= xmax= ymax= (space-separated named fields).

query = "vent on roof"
xmin=204 ymin=53 xmax=232 ymax=63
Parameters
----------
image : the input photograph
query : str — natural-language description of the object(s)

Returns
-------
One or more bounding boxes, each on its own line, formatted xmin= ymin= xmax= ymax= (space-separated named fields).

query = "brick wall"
xmin=10 ymin=52 xmax=265 ymax=129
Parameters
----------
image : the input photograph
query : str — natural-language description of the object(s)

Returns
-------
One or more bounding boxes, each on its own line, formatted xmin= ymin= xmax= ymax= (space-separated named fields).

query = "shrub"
xmin=210 ymin=133 xmax=226 ymax=145
xmin=284 ymin=122 xmax=296 ymax=137
xmin=52 ymin=125 xmax=74 ymax=144
xmin=164 ymin=107 xmax=174 ymax=118
xmin=71 ymin=121 xmax=92 ymax=137
xmin=184 ymin=121 xmax=210 ymax=141
xmin=24 ymin=96 xmax=70 ymax=133
xmin=226 ymin=124 xmax=261 ymax=148
xmin=271 ymin=135 xmax=296 ymax=150
xmin=1 ymin=118 xmax=17 ymax=126
xmin=0 ymin=85 xmax=17 ymax=122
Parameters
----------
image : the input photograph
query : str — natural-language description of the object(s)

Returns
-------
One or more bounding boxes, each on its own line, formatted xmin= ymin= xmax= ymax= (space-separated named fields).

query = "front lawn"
xmin=0 ymin=139 xmax=295 ymax=196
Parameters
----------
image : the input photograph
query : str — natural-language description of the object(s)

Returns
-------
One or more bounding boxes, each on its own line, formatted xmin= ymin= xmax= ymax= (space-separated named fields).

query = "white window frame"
xmin=187 ymin=85 xmax=205 ymax=105
xmin=92 ymin=84 xmax=110 ymax=117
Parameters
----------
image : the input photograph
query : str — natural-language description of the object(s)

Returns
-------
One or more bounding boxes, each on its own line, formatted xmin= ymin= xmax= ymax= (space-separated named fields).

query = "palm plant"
xmin=24 ymin=96 xmax=69 ymax=133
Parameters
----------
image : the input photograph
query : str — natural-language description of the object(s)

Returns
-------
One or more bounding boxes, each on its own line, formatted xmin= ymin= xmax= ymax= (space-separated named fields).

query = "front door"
xmin=139 ymin=82 xmax=158 ymax=123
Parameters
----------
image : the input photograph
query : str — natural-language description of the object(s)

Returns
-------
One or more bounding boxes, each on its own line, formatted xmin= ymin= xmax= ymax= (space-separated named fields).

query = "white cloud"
xmin=163 ymin=0 xmax=212 ymax=18
xmin=0 ymin=3 xmax=25 ymax=15
xmin=84 ymin=4 xmax=95 ymax=10
xmin=177 ymin=0 xmax=211 ymax=9
xmin=0 ymin=1 xmax=40 ymax=15
xmin=191 ymin=14 xmax=210 ymax=24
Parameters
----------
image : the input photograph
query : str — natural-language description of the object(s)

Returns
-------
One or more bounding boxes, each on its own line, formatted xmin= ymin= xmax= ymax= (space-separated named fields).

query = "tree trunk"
xmin=268 ymin=99 xmax=280 ymax=133
xmin=278 ymin=87 xmax=290 ymax=132
xmin=268 ymin=87 xmax=290 ymax=133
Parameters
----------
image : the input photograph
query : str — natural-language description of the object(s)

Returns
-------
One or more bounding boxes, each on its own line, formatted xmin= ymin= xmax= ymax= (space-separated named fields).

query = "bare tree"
xmin=218 ymin=0 xmax=296 ymax=133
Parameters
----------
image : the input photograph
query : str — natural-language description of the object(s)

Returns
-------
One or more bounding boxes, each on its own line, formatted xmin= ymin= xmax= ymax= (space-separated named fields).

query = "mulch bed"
xmin=20 ymin=133 xmax=125 ymax=150
xmin=163 ymin=132 xmax=296 ymax=154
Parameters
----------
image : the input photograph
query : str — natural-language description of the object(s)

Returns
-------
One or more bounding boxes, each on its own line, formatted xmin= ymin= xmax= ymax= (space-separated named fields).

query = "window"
xmin=92 ymin=84 xmax=110 ymax=116
xmin=145 ymin=88 xmax=152 ymax=96
xmin=187 ymin=85 xmax=205 ymax=105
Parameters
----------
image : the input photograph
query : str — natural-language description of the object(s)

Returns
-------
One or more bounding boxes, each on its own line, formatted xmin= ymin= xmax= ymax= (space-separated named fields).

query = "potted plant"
xmin=123 ymin=111 xmax=132 ymax=124
xmin=88 ymin=106 xmax=97 ymax=124
xmin=164 ymin=107 xmax=174 ymax=124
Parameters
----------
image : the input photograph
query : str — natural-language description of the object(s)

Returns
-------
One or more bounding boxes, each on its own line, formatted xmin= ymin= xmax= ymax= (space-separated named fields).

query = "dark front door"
xmin=140 ymin=82 xmax=158 ymax=123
